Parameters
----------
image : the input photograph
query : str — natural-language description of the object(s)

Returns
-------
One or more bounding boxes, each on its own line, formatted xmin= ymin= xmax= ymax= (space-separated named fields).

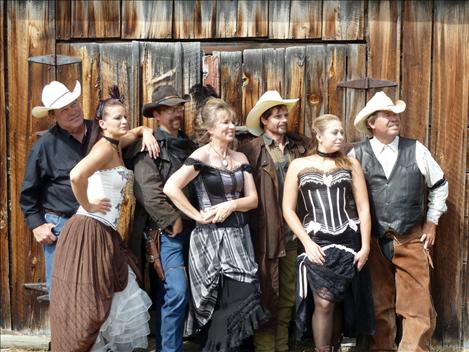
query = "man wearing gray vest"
xmin=349 ymin=91 xmax=448 ymax=352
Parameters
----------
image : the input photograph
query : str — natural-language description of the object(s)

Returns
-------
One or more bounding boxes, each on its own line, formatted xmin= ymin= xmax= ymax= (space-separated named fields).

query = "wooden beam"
xmin=122 ymin=0 xmax=173 ymax=39
xmin=344 ymin=44 xmax=367 ymax=143
xmin=289 ymin=1 xmax=322 ymax=39
xmin=400 ymin=0 xmax=432 ymax=144
xmin=174 ymin=0 xmax=217 ymax=39
xmin=55 ymin=0 xmax=71 ymax=40
xmin=7 ymin=0 xmax=55 ymax=330
xmin=322 ymin=0 xmax=364 ymax=40
xmin=367 ymin=0 xmax=401 ymax=99
xmin=71 ymin=0 xmax=120 ymax=38
xmin=304 ymin=45 xmax=326 ymax=138
xmin=430 ymin=0 xmax=469 ymax=345
xmin=182 ymin=42 xmax=201 ymax=137
xmin=0 ymin=0 xmax=11 ymax=330
xmin=284 ymin=46 xmax=305 ymax=134
xmin=236 ymin=0 xmax=268 ymax=38
xmin=219 ymin=51 xmax=243 ymax=125
xmin=242 ymin=49 xmax=264 ymax=123
xmin=325 ymin=44 xmax=347 ymax=118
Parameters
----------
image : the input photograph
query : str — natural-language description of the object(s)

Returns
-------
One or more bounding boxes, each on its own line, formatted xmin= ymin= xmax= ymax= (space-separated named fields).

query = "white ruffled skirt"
xmin=91 ymin=266 xmax=152 ymax=351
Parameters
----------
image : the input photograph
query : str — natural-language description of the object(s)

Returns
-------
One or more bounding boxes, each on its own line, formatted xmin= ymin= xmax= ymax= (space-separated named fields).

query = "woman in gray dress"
xmin=164 ymin=97 xmax=268 ymax=351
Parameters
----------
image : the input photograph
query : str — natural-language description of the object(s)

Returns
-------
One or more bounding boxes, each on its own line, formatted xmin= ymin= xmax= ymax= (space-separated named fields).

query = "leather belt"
xmin=43 ymin=208 xmax=73 ymax=218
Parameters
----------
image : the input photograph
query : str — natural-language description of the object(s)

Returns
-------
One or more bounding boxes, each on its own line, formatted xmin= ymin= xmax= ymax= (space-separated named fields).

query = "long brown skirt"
xmin=50 ymin=215 xmax=139 ymax=352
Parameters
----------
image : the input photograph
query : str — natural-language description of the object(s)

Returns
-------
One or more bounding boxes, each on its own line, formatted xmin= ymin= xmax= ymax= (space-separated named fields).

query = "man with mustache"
xmin=239 ymin=91 xmax=313 ymax=352
xmin=20 ymin=81 xmax=91 ymax=293
xmin=349 ymin=91 xmax=448 ymax=351
xmin=126 ymin=85 xmax=197 ymax=352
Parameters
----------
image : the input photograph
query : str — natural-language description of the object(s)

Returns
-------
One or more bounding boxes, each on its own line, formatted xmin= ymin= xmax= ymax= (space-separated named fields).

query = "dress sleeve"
xmin=184 ymin=157 xmax=204 ymax=171
xmin=241 ymin=164 xmax=253 ymax=173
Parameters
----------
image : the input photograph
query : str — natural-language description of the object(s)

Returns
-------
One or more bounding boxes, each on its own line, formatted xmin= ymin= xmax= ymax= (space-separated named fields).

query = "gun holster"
xmin=145 ymin=229 xmax=165 ymax=281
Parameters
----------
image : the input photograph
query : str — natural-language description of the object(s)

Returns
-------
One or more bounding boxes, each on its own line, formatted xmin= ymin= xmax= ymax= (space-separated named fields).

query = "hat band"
xmin=157 ymin=95 xmax=182 ymax=104
xmin=48 ymin=90 xmax=73 ymax=109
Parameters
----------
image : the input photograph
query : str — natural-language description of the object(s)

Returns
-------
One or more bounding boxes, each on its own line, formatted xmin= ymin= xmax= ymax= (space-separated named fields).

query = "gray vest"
xmin=354 ymin=137 xmax=425 ymax=238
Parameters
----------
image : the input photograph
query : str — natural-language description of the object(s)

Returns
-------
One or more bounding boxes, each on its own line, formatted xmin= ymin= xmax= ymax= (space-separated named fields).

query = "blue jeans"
xmin=43 ymin=213 xmax=69 ymax=290
xmin=154 ymin=229 xmax=190 ymax=352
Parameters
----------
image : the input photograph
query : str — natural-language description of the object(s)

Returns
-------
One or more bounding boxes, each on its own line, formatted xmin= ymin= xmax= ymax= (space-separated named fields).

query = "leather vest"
xmin=354 ymin=137 xmax=425 ymax=237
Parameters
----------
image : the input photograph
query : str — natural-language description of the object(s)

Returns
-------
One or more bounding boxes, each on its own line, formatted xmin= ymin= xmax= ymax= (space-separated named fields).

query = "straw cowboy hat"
xmin=142 ymin=85 xmax=189 ymax=117
xmin=32 ymin=81 xmax=81 ymax=118
xmin=354 ymin=91 xmax=406 ymax=135
xmin=245 ymin=90 xmax=299 ymax=136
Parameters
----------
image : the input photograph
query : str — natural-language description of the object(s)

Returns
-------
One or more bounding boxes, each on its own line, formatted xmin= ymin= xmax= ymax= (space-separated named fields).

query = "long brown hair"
xmin=86 ymin=85 xmax=126 ymax=153
xmin=309 ymin=114 xmax=352 ymax=169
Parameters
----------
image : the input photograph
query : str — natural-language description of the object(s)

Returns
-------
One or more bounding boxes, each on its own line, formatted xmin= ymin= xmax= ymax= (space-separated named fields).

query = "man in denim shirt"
xmin=20 ymin=81 xmax=91 ymax=292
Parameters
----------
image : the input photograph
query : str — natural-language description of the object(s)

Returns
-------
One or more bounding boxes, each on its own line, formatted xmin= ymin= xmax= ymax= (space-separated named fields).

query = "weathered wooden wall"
xmin=2 ymin=0 xmax=468 ymax=348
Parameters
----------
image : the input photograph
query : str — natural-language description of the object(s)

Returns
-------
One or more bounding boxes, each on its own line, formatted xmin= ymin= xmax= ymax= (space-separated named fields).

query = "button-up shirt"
xmin=349 ymin=136 xmax=448 ymax=224
xmin=262 ymin=133 xmax=296 ymax=248
xmin=20 ymin=120 xmax=92 ymax=230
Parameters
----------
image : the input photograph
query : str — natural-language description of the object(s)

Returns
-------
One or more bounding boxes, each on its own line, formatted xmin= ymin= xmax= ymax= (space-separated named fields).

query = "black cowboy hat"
xmin=142 ymin=85 xmax=190 ymax=118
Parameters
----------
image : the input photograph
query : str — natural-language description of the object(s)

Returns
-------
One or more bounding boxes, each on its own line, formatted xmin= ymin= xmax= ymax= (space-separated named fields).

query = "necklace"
xmin=103 ymin=135 xmax=121 ymax=157
xmin=317 ymin=150 xmax=340 ymax=159
xmin=210 ymin=143 xmax=230 ymax=168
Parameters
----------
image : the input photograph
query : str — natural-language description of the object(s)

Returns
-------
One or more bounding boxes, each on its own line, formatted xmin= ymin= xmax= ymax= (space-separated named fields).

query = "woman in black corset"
xmin=282 ymin=114 xmax=373 ymax=352
xmin=163 ymin=97 xmax=269 ymax=351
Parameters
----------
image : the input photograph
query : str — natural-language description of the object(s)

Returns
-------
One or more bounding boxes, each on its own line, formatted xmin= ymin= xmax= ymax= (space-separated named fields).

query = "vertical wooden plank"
xmin=242 ymin=49 xmax=264 ymax=124
xmin=367 ymin=0 xmax=401 ymax=98
xmin=122 ymin=0 xmax=173 ymax=39
xmin=219 ymin=51 xmax=243 ymax=125
xmin=99 ymin=43 xmax=140 ymax=128
xmin=289 ymin=0 xmax=322 ymax=39
xmin=56 ymin=0 xmax=71 ymax=40
xmin=263 ymin=48 xmax=285 ymax=94
xmin=304 ymin=45 xmax=327 ymax=138
xmin=174 ymin=0 xmax=217 ymax=39
xmin=56 ymin=43 xmax=100 ymax=121
xmin=269 ymin=0 xmax=290 ymax=39
xmin=216 ymin=0 xmax=237 ymax=38
xmin=400 ymin=0 xmax=432 ymax=144
xmin=203 ymin=54 xmax=220 ymax=95
xmin=322 ymin=0 xmax=364 ymax=40
xmin=182 ymin=42 xmax=201 ymax=137
xmin=344 ymin=44 xmax=367 ymax=143
xmin=236 ymin=0 xmax=268 ymax=38
xmin=71 ymin=0 xmax=121 ymax=38
xmin=430 ymin=0 xmax=469 ymax=345
xmin=141 ymin=42 xmax=183 ymax=128
xmin=7 ymin=0 xmax=55 ymax=330
xmin=284 ymin=46 xmax=305 ymax=134
xmin=326 ymin=45 xmax=347 ymax=119
xmin=464 ymin=173 xmax=469 ymax=348
xmin=0 ymin=0 xmax=11 ymax=330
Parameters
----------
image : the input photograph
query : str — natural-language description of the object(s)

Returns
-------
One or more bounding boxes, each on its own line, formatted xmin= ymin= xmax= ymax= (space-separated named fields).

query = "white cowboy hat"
xmin=245 ymin=90 xmax=299 ymax=136
xmin=32 ymin=80 xmax=81 ymax=118
xmin=354 ymin=91 xmax=406 ymax=135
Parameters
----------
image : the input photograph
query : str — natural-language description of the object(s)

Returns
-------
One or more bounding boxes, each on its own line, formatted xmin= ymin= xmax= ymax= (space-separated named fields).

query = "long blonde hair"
xmin=310 ymin=114 xmax=352 ymax=169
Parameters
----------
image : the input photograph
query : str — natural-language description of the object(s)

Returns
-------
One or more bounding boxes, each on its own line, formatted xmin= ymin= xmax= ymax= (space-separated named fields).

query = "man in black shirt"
xmin=20 ymin=80 xmax=91 ymax=290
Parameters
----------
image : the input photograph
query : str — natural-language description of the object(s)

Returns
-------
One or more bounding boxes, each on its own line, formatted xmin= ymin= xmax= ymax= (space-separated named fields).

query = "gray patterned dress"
xmin=185 ymin=158 xmax=269 ymax=351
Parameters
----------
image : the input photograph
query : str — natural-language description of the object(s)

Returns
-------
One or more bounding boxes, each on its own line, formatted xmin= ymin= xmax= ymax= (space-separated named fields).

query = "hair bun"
xmin=108 ymin=85 xmax=124 ymax=103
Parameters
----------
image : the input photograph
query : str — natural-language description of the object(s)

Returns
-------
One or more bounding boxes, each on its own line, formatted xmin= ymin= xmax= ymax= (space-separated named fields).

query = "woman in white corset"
xmin=50 ymin=86 xmax=158 ymax=352
xmin=283 ymin=114 xmax=374 ymax=352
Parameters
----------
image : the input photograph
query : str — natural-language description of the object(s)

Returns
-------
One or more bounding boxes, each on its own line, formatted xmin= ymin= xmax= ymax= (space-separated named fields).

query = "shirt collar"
xmin=262 ymin=133 xmax=290 ymax=148
xmin=370 ymin=135 xmax=399 ymax=154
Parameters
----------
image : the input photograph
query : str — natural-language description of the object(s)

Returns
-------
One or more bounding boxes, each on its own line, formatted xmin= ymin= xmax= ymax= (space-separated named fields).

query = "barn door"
xmin=202 ymin=44 xmax=371 ymax=143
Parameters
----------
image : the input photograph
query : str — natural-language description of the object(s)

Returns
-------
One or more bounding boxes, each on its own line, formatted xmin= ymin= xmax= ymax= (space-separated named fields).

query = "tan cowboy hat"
xmin=32 ymin=81 xmax=81 ymax=118
xmin=354 ymin=91 xmax=406 ymax=135
xmin=142 ymin=85 xmax=189 ymax=117
xmin=245 ymin=90 xmax=299 ymax=136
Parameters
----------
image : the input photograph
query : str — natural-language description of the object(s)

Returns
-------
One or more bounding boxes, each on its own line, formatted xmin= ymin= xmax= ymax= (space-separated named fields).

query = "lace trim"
xmin=184 ymin=157 xmax=252 ymax=173
xmin=304 ymin=219 xmax=360 ymax=236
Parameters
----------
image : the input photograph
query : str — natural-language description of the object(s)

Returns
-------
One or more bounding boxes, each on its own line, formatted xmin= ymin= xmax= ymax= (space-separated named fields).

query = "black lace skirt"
xmin=296 ymin=228 xmax=375 ymax=339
